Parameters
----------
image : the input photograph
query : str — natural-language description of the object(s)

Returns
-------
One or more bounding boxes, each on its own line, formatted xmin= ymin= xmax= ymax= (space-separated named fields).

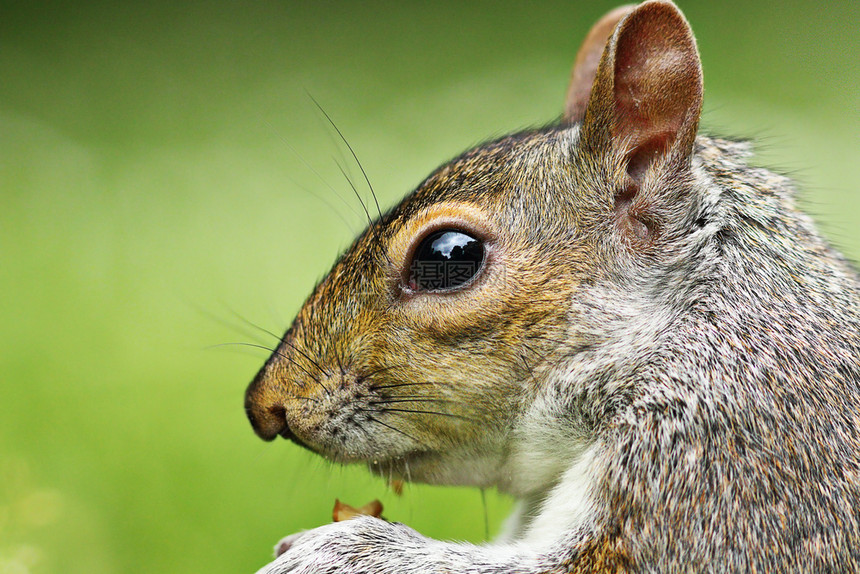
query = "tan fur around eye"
xmin=387 ymin=202 xmax=498 ymax=281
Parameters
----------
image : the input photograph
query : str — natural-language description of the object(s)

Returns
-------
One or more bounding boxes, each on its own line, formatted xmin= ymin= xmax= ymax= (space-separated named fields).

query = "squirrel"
xmin=243 ymin=1 xmax=860 ymax=572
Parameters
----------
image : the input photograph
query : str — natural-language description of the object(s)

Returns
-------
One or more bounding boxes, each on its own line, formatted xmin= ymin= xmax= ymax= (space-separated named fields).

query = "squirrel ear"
xmin=579 ymin=0 xmax=703 ymax=183
xmin=563 ymin=5 xmax=636 ymax=124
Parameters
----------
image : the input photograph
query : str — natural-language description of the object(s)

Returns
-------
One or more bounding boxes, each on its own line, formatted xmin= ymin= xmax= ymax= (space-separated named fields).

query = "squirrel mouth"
xmin=277 ymin=425 xmax=319 ymax=455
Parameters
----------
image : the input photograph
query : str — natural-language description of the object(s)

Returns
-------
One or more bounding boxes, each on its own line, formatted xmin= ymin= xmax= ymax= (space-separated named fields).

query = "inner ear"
xmin=625 ymin=133 xmax=673 ymax=183
xmin=617 ymin=134 xmax=670 ymax=241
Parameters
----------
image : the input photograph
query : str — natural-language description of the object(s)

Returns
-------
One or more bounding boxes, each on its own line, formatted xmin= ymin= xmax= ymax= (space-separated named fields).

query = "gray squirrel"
xmin=243 ymin=1 xmax=860 ymax=572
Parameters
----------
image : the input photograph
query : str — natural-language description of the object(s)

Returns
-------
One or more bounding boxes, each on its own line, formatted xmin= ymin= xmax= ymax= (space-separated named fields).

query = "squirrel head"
xmin=245 ymin=0 xmax=704 ymax=491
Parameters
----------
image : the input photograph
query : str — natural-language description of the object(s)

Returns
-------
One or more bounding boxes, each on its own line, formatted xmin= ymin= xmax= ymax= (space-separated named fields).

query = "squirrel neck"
xmin=497 ymin=133 xmax=860 ymax=503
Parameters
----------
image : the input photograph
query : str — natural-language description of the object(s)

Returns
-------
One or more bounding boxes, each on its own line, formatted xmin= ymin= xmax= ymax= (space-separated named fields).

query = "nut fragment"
xmin=332 ymin=499 xmax=384 ymax=522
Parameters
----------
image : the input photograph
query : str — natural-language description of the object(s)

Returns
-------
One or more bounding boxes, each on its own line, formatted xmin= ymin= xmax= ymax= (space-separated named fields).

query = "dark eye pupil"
xmin=409 ymin=230 xmax=484 ymax=292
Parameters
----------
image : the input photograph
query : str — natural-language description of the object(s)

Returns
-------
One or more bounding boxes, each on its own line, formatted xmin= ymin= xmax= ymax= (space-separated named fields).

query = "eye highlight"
xmin=406 ymin=229 xmax=485 ymax=292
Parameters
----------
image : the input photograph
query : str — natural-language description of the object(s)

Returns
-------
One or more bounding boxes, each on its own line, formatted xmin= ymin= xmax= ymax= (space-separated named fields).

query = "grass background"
xmin=1 ymin=1 xmax=857 ymax=572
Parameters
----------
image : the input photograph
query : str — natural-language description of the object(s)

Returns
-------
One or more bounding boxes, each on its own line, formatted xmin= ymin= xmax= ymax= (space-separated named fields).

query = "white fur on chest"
xmin=520 ymin=443 xmax=597 ymax=548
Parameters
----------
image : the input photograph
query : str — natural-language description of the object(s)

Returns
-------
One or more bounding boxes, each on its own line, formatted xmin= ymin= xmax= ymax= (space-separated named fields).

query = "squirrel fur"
xmin=244 ymin=1 xmax=860 ymax=572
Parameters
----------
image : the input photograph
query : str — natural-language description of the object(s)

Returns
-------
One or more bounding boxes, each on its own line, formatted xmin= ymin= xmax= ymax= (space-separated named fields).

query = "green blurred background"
xmin=1 ymin=1 xmax=857 ymax=572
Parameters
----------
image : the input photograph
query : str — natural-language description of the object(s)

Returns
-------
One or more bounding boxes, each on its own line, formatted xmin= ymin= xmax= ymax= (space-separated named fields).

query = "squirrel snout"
xmin=244 ymin=359 xmax=323 ymax=454
xmin=244 ymin=366 xmax=291 ymax=442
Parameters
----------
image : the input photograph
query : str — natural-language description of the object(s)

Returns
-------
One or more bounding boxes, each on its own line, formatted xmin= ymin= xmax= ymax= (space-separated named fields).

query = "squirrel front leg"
xmin=257 ymin=516 xmax=549 ymax=574
xmin=255 ymin=515 xmax=631 ymax=574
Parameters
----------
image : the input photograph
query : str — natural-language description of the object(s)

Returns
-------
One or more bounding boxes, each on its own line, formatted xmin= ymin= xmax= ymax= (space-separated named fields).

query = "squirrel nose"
xmin=245 ymin=372 xmax=317 ymax=454
xmin=244 ymin=367 xmax=289 ymax=441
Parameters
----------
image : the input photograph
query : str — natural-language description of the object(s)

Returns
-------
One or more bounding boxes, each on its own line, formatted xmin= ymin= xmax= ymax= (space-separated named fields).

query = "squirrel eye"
xmin=407 ymin=229 xmax=485 ymax=292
